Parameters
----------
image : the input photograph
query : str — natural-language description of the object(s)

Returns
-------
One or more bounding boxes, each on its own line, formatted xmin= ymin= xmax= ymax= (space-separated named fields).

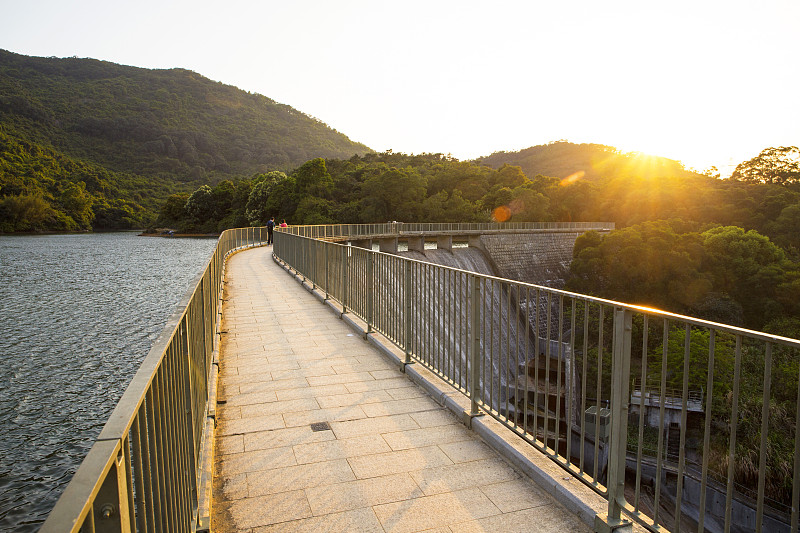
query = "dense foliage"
xmin=0 ymin=128 xmax=155 ymax=231
xmin=0 ymin=49 xmax=370 ymax=232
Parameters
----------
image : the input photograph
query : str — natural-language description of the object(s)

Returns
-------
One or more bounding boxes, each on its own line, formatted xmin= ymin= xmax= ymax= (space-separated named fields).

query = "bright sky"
xmin=1 ymin=0 xmax=798 ymax=176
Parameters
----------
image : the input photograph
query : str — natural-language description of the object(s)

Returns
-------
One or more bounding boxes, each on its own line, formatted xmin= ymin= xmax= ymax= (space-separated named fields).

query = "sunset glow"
xmin=1 ymin=0 xmax=797 ymax=173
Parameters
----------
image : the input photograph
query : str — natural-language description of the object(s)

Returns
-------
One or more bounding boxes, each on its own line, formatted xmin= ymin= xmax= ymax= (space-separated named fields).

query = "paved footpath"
xmin=212 ymin=246 xmax=590 ymax=533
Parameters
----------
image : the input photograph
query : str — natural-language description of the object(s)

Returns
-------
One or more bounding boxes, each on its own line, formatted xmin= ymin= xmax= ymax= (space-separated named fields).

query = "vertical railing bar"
xmin=470 ymin=274 xmax=481 ymax=416
xmin=169 ymin=342 xmax=190 ymax=530
xmin=165 ymin=345 xmax=183 ymax=530
xmin=154 ymin=367 xmax=172 ymax=533
xmin=458 ymin=270 xmax=463 ymax=388
xmin=635 ymin=315 xmax=649 ymax=511
xmin=466 ymin=272 xmax=471 ymax=391
xmin=593 ymin=305 xmax=604 ymax=482
xmin=606 ymin=307 xmax=632 ymax=523
xmin=654 ymin=319 xmax=669 ymax=526
xmin=366 ymin=251 xmax=373 ymax=333
xmin=755 ymin=342 xmax=772 ymax=533
xmin=404 ymin=260 xmax=412 ymax=363
xmin=524 ymin=286 xmax=531 ymax=438
xmin=122 ymin=434 xmax=135 ymax=532
xmin=159 ymin=346 xmax=177 ymax=531
xmin=566 ymin=296 xmax=576 ymax=467
xmin=724 ymin=335 xmax=743 ymax=533
xmin=134 ymin=406 xmax=155 ymax=533
xmin=341 ymin=245 xmax=348 ymax=314
xmin=506 ymin=283 xmax=511 ymax=421
xmin=448 ymin=268 xmax=453 ymax=384
xmin=165 ymin=340 xmax=189 ymax=525
xmin=513 ymin=284 xmax=520 ymax=429
xmin=460 ymin=269 xmax=465 ymax=388
xmin=145 ymin=387 xmax=163 ymax=531
xmin=432 ymin=263 xmax=437 ymax=371
xmin=174 ymin=338 xmax=192 ymax=531
xmin=490 ymin=278 xmax=495 ymax=412
xmin=698 ymin=329 xmax=716 ymax=533
xmin=533 ymin=288 xmax=540 ymax=448
xmin=580 ymin=300 xmax=588 ymax=473
xmin=132 ymin=407 xmax=149 ymax=533
xmin=324 ymin=242 xmax=329 ymax=300
xmin=675 ymin=324 xmax=692 ymax=529
xmin=428 ymin=263 xmax=433 ymax=368
xmin=555 ymin=294 xmax=564 ymax=457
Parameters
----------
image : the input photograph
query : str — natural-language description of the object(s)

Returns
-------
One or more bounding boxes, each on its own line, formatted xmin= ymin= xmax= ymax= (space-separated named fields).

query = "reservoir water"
xmin=0 ymin=232 xmax=218 ymax=532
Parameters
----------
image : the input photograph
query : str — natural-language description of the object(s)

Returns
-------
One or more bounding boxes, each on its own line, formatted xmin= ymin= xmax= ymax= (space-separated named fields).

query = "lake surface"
xmin=0 ymin=232 xmax=218 ymax=531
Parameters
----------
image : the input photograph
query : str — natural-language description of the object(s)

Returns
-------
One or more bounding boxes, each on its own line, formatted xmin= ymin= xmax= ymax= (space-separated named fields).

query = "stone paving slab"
xmin=212 ymin=246 xmax=591 ymax=532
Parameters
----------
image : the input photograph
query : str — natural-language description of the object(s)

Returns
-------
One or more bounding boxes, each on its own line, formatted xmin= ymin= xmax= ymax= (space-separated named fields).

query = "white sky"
xmin=1 ymin=0 xmax=798 ymax=176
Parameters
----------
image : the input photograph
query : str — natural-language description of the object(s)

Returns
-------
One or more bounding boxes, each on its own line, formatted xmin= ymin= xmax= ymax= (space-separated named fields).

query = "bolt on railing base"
xmin=594 ymin=514 xmax=632 ymax=533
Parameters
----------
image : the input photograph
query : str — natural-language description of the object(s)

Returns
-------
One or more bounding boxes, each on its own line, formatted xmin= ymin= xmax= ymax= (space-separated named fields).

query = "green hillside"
xmin=0 ymin=49 xmax=370 ymax=231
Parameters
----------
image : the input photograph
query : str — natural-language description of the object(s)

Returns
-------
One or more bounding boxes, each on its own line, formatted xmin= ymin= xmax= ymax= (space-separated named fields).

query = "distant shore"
xmin=138 ymin=232 xmax=219 ymax=238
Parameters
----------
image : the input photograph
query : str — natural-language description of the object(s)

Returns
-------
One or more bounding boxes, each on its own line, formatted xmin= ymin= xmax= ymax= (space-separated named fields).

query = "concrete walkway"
xmin=212 ymin=246 xmax=590 ymax=533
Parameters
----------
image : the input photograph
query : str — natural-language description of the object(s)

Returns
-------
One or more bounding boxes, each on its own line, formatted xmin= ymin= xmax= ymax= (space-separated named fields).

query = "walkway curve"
xmin=212 ymin=246 xmax=590 ymax=532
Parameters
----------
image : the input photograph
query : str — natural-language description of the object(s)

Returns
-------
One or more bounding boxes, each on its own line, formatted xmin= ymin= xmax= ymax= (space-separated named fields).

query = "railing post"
xmin=341 ymin=245 xmax=348 ymax=315
xmin=324 ymin=242 xmax=329 ymax=300
xmin=595 ymin=307 xmax=633 ymax=533
xmin=366 ymin=251 xmax=374 ymax=334
xmin=403 ymin=260 xmax=412 ymax=365
xmin=469 ymin=274 xmax=483 ymax=419
xmin=311 ymin=240 xmax=317 ymax=290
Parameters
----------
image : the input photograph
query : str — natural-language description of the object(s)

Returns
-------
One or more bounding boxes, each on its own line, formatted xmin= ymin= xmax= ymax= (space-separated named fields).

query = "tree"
xmin=730 ymin=146 xmax=800 ymax=187
xmin=155 ymin=193 xmax=189 ymax=227
xmin=701 ymin=226 xmax=790 ymax=328
xmin=361 ymin=167 xmax=426 ymax=222
xmin=245 ymin=171 xmax=288 ymax=226
xmin=58 ymin=181 xmax=94 ymax=229
xmin=0 ymin=194 xmax=57 ymax=232
xmin=567 ymin=221 xmax=712 ymax=312
xmin=293 ymin=158 xmax=333 ymax=199
xmin=185 ymin=185 xmax=213 ymax=220
xmin=491 ymin=164 xmax=528 ymax=189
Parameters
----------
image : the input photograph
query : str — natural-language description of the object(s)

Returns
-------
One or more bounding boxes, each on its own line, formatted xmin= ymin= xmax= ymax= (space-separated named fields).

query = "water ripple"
xmin=0 ymin=232 xmax=217 ymax=532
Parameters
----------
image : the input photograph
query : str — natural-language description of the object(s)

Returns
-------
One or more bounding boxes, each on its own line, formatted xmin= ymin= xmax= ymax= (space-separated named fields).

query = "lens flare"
xmin=492 ymin=205 xmax=511 ymax=222
xmin=559 ymin=170 xmax=585 ymax=186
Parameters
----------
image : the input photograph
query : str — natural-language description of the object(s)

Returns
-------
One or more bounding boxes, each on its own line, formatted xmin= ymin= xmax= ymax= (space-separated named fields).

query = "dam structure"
xmin=41 ymin=223 xmax=800 ymax=533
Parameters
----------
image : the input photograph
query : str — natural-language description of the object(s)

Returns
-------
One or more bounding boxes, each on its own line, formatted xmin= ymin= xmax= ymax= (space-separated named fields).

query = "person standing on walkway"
xmin=280 ymin=219 xmax=288 ymax=228
xmin=266 ymin=217 xmax=275 ymax=245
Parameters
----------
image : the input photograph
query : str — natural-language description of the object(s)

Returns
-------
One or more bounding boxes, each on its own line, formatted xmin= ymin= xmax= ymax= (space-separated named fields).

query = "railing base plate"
xmin=461 ymin=410 xmax=484 ymax=429
xmin=594 ymin=514 xmax=632 ymax=533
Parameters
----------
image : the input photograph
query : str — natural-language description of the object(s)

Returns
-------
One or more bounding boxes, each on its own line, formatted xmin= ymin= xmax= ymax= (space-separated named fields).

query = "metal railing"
xmin=274 ymin=224 xmax=800 ymax=533
xmin=281 ymin=221 xmax=615 ymax=239
xmin=41 ymin=227 xmax=268 ymax=532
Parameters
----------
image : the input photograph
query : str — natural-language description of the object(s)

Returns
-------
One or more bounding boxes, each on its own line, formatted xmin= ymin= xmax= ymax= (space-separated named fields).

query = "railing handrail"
xmin=41 ymin=226 xmax=270 ymax=532
xmin=276 ymin=221 xmax=616 ymax=239
xmin=276 ymin=226 xmax=800 ymax=350
xmin=272 ymin=223 xmax=800 ymax=533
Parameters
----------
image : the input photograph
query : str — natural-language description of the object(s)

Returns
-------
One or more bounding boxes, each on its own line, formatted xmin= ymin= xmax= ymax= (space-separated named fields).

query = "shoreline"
xmin=138 ymin=232 xmax=219 ymax=238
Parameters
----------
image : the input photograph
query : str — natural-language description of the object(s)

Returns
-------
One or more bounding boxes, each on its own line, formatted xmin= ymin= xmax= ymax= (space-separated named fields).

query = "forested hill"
xmin=477 ymin=141 xmax=703 ymax=181
xmin=0 ymin=49 xmax=370 ymax=231
xmin=0 ymin=50 xmax=369 ymax=178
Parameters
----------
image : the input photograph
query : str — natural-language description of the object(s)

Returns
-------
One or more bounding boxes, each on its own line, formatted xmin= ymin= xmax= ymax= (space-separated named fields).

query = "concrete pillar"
xmin=467 ymin=235 xmax=487 ymax=253
xmin=379 ymin=237 xmax=398 ymax=254
xmin=436 ymin=235 xmax=453 ymax=251
xmin=351 ymin=239 xmax=372 ymax=250
xmin=406 ymin=236 xmax=425 ymax=252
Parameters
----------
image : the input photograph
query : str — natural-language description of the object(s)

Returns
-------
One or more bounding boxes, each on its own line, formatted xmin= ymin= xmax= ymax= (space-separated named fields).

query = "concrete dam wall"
xmin=399 ymin=239 xmax=577 ymax=412
xmin=475 ymin=232 xmax=584 ymax=289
